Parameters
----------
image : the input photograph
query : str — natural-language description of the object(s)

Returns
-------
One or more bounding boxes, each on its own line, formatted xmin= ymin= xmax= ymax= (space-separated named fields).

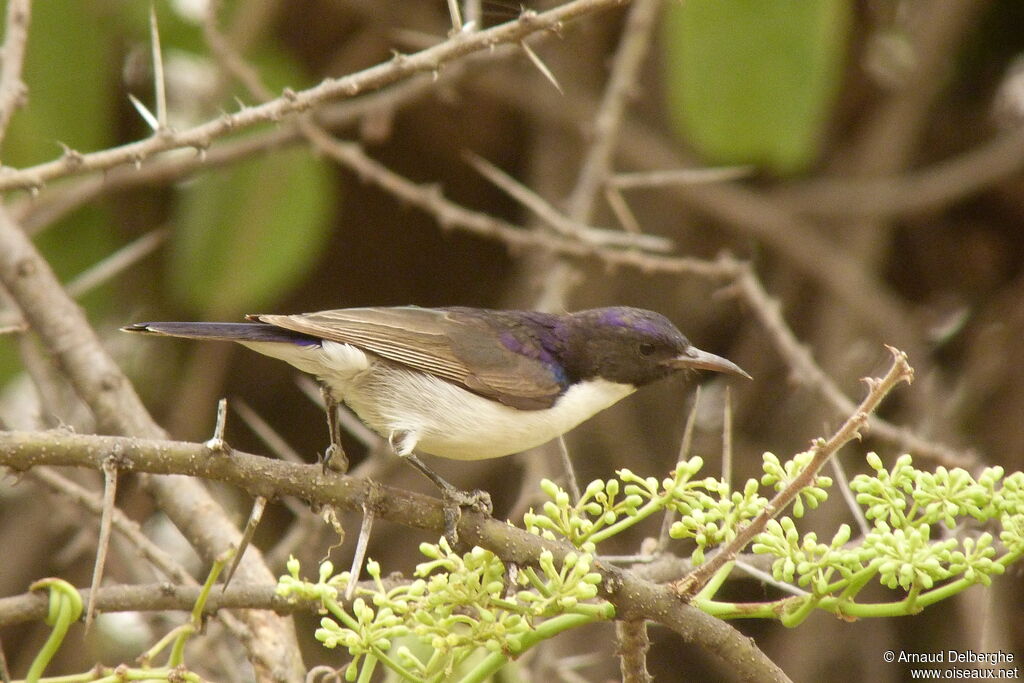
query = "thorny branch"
xmin=0 ymin=0 xmax=631 ymax=193
xmin=0 ymin=0 xmax=31 ymax=150
xmin=0 ymin=0 xmax=1019 ymax=678
xmin=0 ymin=429 xmax=789 ymax=683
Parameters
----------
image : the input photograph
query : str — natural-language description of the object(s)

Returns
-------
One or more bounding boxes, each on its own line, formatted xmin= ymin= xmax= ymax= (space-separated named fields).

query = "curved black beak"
xmin=667 ymin=346 xmax=751 ymax=379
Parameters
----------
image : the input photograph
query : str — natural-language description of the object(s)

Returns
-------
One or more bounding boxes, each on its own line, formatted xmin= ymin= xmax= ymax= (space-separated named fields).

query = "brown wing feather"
xmin=252 ymin=307 xmax=563 ymax=409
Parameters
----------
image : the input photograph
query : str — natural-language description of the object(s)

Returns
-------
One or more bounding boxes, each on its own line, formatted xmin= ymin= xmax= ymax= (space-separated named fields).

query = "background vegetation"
xmin=0 ymin=0 xmax=1022 ymax=680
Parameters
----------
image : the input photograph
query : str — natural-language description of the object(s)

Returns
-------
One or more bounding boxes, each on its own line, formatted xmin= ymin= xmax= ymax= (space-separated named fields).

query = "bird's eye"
xmin=638 ymin=343 xmax=656 ymax=356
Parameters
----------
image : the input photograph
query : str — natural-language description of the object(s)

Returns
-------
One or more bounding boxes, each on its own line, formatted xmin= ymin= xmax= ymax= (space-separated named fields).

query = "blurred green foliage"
xmin=661 ymin=0 xmax=852 ymax=175
xmin=0 ymin=1 xmax=336 ymax=385
xmin=171 ymin=147 xmax=335 ymax=318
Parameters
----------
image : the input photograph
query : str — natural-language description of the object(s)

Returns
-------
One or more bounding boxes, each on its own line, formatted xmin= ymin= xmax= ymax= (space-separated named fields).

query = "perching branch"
xmin=0 ymin=428 xmax=788 ymax=682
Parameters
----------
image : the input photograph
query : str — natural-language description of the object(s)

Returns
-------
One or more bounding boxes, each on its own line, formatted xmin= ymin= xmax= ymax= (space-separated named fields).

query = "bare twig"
xmin=201 ymin=0 xmax=274 ymax=102
xmin=564 ymin=0 xmax=660 ymax=221
xmin=616 ymin=619 xmax=652 ymax=683
xmin=234 ymin=398 xmax=305 ymax=464
xmin=464 ymin=151 xmax=672 ymax=251
xmin=774 ymin=124 xmax=1024 ymax=219
xmin=0 ymin=207 xmax=163 ymax=437
xmin=27 ymin=467 xmax=255 ymax=644
xmin=0 ymin=206 xmax=305 ymax=678
xmin=608 ymin=165 xmax=755 ymax=189
xmin=0 ymin=0 xmax=631 ymax=193
xmin=830 ymin=455 xmax=870 ymax=537
xmin=85 ymin=456 xmax=120 ymax=630
xmin=149 ymin=5 xmax=168 ymax=130
xmin=480 ymin=75 xmax=919 ymax=347
xmin=28 ymin=468 xmax=195 ymax=585
xmin=0 ymin=0 xmax=31 ymax=149
xmin=297 ymin=127 xmax=729 ymax=276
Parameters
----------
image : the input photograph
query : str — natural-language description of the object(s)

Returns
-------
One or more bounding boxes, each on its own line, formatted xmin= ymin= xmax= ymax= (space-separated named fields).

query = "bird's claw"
xmin=320 ymin=442 xmax=348 ymax=474
xmin=440 ymin=488 xmax=492 ymax=546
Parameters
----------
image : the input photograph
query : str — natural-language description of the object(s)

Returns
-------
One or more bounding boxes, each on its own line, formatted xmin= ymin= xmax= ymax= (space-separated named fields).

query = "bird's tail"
xmin=121 ymin=322 xmax=320 ymax=345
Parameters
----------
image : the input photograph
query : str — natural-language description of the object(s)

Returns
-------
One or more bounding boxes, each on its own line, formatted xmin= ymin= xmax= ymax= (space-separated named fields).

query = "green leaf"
xmin=661 ymin=0 xmax=852 ymax=175
xmin=169 ymin=147 xmax=335 ymax=317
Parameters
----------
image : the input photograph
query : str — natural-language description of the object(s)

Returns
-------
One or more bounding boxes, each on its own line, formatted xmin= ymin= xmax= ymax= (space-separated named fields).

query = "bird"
xmin=123 ymin=305 xmax=749 ymax=531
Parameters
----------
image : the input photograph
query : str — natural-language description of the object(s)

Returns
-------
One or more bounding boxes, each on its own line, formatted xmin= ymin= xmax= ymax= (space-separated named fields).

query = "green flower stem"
xmin=705 ymin=550 xmax=1023 ymax=622
xmin=588 ymin=496 xmax=668 ymax=544
xmin=567 ymin=602 xmax=617 ymax=619
xmin=902 ymin=584 xmax=922 ymax=614
xmin=169 ymin=556 xmax=227 ymax=666
xmin=834 ymin=561 xmax=881 ymax=602
xmin=26 ymin=579 xmax=82 ymax=683
xmin=693 ymin=560 xmax=734 ymax=602
xmin=190 ymin=554 xmax=227 ymax=625
xmin=368 ymin=650 xmax=420 ymax=683
xmin=317 ymin=597 xmax=420 ymax=682
xmin=167 ymin=624 xmax=197 ymax=668
xmin=139 ymin=624 xmax=191 ymax=665
xmin=779 ymin=594 xmax=821 ymax=627
xmin=458 ymin=612 xmax=604 ymax=683
xmin=323 ymin=597 xmax=359 ymax=629
xmin=522 ymin=567 xmax=554 ymax=597
xmin=694 ymin=599 xmax=781 ymax=620
xmin=356 ymin=656 xmax=378 ymax=683
xmin=488 ymin=597 xmax=527 ymax=613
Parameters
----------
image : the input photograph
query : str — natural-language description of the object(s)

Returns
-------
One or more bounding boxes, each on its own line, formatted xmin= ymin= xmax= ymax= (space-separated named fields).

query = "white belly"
xmin=239 ymin=339 xmax=636 ymax=460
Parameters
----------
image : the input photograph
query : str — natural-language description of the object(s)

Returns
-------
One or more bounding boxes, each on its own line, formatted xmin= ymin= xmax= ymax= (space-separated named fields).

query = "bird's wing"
xmin=251 ymin=307 xmax=564 ymax=409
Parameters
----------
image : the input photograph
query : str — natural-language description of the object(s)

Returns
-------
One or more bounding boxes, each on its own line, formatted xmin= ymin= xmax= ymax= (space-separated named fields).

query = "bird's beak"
xmin=667 ymin=346 xmax=751 ymax=379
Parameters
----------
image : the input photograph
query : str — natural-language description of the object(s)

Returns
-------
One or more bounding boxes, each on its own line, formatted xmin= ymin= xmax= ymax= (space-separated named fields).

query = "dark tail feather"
xmin=121 ymin=322 xmax=321 ymax=345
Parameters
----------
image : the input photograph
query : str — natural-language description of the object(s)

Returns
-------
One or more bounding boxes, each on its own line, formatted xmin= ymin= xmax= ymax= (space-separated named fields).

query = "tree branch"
xmin=0 ymin=207 xmax=304 ymax=678
xmin=0 ymin=429 xmax=788 ymax=682
xmin=0 ymin=0 xmax=630 ymax=193
xmin=0 ymin=0 xmax=31 ymax=149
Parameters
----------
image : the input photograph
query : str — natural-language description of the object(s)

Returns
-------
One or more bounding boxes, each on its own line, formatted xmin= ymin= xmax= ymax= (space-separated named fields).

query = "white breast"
xmin=238 ymin=339 xmax=636 ymax=461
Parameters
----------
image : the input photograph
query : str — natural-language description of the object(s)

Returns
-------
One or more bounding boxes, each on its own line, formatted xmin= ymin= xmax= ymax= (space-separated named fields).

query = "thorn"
xmin=128 ymin=93 xmax=160 ymax=132
xmin=445 ymin=0 xmax=463 ymax=33
xmin=204 ymin=398 xmax=231 ymax=453
xmin=345 ymin=501 xmax=376 ymax=602
xmin=520 ymin=40 xmax=562 ymax=94
xmin=85 ymin=456 xmax=120 ymax=632
xmin=223 ymin=496 xmax=267 ymax=589
xmin=149 ymin=3 xmax=168 ymax=129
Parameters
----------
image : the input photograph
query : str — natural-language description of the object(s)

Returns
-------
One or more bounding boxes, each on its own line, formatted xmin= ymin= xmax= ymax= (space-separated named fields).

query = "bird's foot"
xmin=401 ymin=453 xmax=492 ymax=546
xmin=439 ymin=486 xmax=492 ymax=547
xmin=320 ymin=386 xmax=348 ymax=474
xmin=320 ymin=442 xmax=348 ymax=475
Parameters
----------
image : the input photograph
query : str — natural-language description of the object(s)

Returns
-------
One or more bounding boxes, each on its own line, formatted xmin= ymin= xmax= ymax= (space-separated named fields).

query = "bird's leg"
xmin=404 ymin=454 xmax=493 ymax=546
xmin=320 ymin=384 xmax=348 ymax=474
